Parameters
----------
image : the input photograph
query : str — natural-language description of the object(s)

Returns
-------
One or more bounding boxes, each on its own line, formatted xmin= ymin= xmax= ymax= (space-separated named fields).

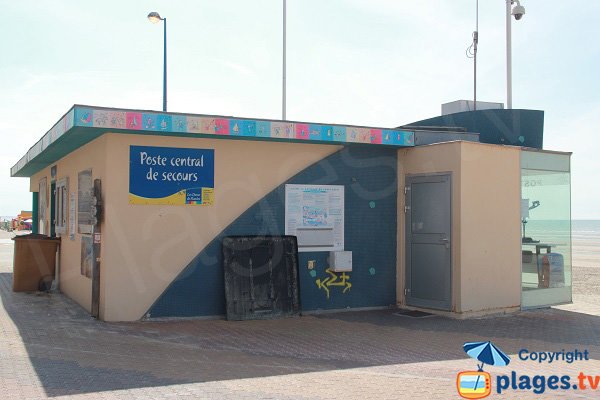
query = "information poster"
xmin=129 ymin=145 xmax=214 ymax=205
xmin=69 ymin=192 xmax=76 ymax=240
xmin=78 ymin=169 xmax=93 ymax=234
xmin=285 ymin=184 xmax=344 ymax=252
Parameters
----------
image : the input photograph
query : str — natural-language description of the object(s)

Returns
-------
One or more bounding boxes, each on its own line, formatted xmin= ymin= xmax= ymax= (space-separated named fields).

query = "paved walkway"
xmin=1 ymin=230 xmax=599 ymax=399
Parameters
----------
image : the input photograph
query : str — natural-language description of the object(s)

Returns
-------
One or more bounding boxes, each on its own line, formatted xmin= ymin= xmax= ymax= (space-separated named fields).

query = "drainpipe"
xmin=52 ymin=244 xmax=60 ymax=291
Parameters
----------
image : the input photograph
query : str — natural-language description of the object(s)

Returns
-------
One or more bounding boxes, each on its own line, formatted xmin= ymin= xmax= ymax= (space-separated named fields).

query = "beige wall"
xmin=100 ymin=133 xmax=341 ymax=321
xmin=29 ymin=136 xmax=108 ymax=313
xmin=458 ymin=142 xmax=521 ymax=313
xmin=398 ymin=141 xmax=521 ymax=315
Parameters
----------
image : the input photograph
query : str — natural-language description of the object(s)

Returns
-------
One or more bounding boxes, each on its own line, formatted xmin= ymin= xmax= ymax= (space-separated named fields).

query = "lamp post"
xmin=282 ymin=0 xmax=287 ymax=121
xmin=148 ymin=12 xmax=167 ymax=112
xmin=506 ymin=0 xmax=525 ymax=109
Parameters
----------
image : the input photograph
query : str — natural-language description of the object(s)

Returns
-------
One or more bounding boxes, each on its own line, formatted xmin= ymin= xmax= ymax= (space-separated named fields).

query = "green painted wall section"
xmin=32 ymin=192 xmax=38 ymax=234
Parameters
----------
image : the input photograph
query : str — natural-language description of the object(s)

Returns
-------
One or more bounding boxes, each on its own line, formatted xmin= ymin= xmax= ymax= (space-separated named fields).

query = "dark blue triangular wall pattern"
xmin=148 ymin=146 xmax=398 ymax=318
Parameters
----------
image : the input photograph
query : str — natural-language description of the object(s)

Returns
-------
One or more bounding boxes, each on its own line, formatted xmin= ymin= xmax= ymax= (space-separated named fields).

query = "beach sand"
xmin=0 ymin=228 xmax=13 ymax=239
xmin=0 ymin=229 xmax=15 ymax=271
xmin=570 ymin=234 xmax=600 ymax=310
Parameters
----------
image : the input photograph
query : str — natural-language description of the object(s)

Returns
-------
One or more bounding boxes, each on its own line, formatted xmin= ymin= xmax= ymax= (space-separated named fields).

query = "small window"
xmin=55 ymin=178 xmax=69 ymax=235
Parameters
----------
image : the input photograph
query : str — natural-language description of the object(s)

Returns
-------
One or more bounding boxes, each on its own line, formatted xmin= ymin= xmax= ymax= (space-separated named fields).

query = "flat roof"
xmin=11 ymin=105 xmax=415 ymax=177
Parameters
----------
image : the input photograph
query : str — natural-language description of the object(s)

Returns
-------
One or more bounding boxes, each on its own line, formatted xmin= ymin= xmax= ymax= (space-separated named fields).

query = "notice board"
xmin=285 ymin=184 xmax=344 ymax=252
xmin=78 ymin=169 xmax=93 ymax=234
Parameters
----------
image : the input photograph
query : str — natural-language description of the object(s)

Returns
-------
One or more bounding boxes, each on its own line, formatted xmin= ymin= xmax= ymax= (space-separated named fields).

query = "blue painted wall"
xmin=148 ymin=146 xmax=398 ymax=318
xmin=405 ymin=109 xmax=544 ymax=149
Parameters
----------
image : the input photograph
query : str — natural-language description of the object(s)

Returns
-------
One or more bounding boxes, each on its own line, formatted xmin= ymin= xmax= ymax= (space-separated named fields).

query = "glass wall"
xmin=521 ymin=150 xmax=572 ymax=309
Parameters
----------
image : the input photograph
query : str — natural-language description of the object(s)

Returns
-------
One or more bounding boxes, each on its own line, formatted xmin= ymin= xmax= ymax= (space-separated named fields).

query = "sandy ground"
xmin=571 ymin=240 xmax=600 ymax=308
xmin=0 ymin=229 xmax=15 ymax=268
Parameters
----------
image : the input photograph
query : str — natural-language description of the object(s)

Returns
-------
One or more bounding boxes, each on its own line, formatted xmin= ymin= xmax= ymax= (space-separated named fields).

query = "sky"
xmin=1 ymin=0 xmax=599 ymax=218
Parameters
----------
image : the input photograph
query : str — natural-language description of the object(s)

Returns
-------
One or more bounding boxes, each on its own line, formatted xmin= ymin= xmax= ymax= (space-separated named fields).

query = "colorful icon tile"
xmin=369 ymin=129 xmax=382 ymax=144
xmin=307 ymin=124 xmax=324 ymax=141
xmin=296 ymin=123 xmax=310 ymax=140
xmin=319 ymin=125 xmax=334 ymax=141
xmin=186 ymin=117 xmax=202 ymax=133
xmin=230 ymin=119 xmax=257 ymax=137
xmin=141 ymin=113 xmax=157 ymax=130
xmin=126 ymin=112 xmax=143 ymax=130
xmin=157 ymin=115 xmax=172 ymax=131
xmin=272 ymin=122 xmax=294 ymax=139
xmin=214 ymin=118 xmax=230 ymax=135
xmin=255 ymin=121 xmax=271 ymax=137
xmin=75 ymin=108 xmax=94 ymax=127
xmin=332 ymin=126 xmax=346 ymax=142
xmin=106 ymin=112 xmax=126 ymax=129
xmin=172 ymin=115 xmax=187 ymax=132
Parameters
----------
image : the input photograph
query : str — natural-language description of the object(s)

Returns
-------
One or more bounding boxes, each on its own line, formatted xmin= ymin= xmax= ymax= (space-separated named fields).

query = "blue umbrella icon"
xmin=463 ymin=341 xmax=511 ymax=392
xmin=463 ymin=341 xmax=511 ymax=371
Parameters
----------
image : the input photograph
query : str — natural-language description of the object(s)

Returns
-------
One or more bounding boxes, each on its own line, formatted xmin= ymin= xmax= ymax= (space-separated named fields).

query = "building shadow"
xmin=313 ymin=307 xmax=600 ymax=351
xmin=1 ymin=272 xmax=599 ymax=397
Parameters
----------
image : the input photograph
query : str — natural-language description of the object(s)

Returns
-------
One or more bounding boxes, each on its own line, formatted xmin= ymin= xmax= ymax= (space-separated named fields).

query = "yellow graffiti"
xmin=315 ymin=268 xmax=352 ymax=299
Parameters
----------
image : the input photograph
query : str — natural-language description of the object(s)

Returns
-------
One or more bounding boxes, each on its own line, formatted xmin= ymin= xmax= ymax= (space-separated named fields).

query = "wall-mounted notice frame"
xmin=69 ymin=192 xmax=76 ymax=240
xmin=285 ymin=184 xmax=344 ymax=252
xmin=78 ymin=169 xmax=93 ymax=234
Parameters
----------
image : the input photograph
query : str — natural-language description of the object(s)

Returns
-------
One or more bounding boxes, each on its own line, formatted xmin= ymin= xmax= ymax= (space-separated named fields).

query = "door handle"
xmin=440 ymin=238 xmax=449 ymax=242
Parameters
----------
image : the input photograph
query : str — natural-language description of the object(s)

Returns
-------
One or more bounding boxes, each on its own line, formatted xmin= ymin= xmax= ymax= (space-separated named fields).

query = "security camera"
xmin=512 ymin=3 xmax=526 ymax=20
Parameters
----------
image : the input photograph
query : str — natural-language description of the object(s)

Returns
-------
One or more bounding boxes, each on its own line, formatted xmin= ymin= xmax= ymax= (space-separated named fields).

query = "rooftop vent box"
xmin=442 ymin=100 xmax=504 ymax=115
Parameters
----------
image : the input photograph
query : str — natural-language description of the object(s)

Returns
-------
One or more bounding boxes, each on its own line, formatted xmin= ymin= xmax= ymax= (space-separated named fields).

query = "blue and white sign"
xmin=129 ymin=145 xmax=214 ymax=205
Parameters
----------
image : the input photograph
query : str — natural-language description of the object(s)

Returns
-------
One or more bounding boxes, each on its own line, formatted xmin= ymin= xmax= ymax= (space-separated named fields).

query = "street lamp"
xmin=148 ymin=12 xmax=167 ymax=112
xmin=506 ymin=0 xmax=525 ymax=109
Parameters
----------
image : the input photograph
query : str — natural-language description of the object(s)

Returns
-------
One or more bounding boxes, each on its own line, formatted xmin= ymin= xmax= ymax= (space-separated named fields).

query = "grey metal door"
xmin=405 ymin=174 xmax=451 ymax=310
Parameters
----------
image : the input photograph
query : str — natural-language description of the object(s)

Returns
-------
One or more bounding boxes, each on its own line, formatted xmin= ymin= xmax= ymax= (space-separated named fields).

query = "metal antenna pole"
xmin=474 ymin=0 xmax=478 ymax=110
xmin=163 ymin=17 xmax=167 ymax=112
xmin=466 ymin=1 xmax=479 ymax=111
xmin=506 ymin=0 xmax=512 ymax=109
xmin=282 ymin=0 xmax=287 ymax=120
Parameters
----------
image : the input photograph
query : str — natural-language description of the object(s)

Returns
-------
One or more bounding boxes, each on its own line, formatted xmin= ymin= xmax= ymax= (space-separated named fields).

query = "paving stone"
xmin=0 ymin=233 xmax=599 ymax=399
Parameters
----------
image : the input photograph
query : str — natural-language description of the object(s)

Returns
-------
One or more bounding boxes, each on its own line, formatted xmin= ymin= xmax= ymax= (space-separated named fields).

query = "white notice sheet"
xmin=285 ymin=184 xmax=344 ymax=252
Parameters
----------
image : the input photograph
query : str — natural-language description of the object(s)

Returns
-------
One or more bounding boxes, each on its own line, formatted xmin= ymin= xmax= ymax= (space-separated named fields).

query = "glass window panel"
xmin=521 ymin=151 xmax=572 ymax=308
xmin=411 ymin=182 xmax=447 ymax=234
